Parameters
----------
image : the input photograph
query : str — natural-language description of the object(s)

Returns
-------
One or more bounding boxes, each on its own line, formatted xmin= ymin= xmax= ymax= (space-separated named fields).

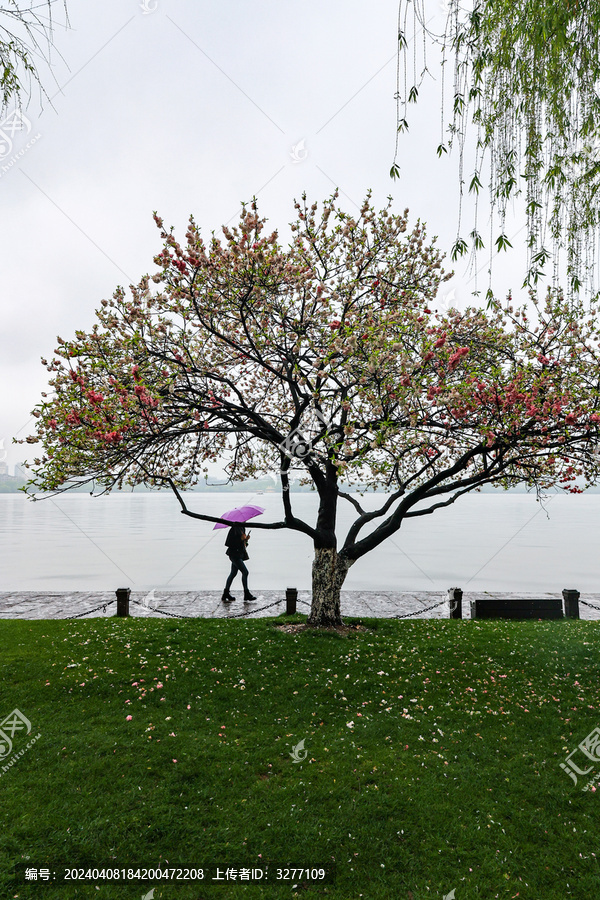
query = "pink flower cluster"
xmin=427 ymin=385 xmax=444 ymax=401
xmin=133 ymin=384 xmax=159 ymax=408
xmin=448 ymin=347 xmax=469 ymax=371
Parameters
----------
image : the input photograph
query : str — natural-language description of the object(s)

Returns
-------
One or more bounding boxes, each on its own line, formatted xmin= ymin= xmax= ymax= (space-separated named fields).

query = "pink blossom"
xmin=448 ymin=346 xmax=469 ymax=371
xmin=126 ymin=715 xmax=132 ymax=721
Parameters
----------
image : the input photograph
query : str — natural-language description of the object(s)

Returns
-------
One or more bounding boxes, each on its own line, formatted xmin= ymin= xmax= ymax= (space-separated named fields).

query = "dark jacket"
xmin=225 ymin=525 xmax=249 ymax=560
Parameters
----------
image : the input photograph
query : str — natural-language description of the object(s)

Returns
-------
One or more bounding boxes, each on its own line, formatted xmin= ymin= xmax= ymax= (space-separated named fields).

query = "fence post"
xmin=116 ymin=587 xmax=131 ymax=617
xmin=562 ymin=588 xmax=580 ymax=619
xmin=286 ymin=587 xmax=297 ymax=615
xmin=448 ymin=587 xmax=463 ymax=619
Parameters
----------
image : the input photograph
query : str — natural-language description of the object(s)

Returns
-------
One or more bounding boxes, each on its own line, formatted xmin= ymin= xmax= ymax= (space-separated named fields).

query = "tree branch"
xmin=164 ymin=476 xmax=316 ymax=536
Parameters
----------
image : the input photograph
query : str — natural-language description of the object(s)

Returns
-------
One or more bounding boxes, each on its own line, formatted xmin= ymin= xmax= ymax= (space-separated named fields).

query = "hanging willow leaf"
xmin=495 ymin=234 xmax=513 ymax=252
xmin=0 ymin=2 xmax=69 ymax=115
xmin=470 ymin=229 xmax=485 ymax=250
xmin=451 ymin=237 xmax=468 ymax=260
xmin=392 ymin=0 xmax=600 ymax=302
xmin=469 ymin=173 xmax=483 ymax=194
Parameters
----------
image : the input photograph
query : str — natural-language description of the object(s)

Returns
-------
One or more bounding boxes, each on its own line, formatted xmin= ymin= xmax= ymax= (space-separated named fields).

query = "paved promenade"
xmin=1 ymin=591 xmax=600 ymax=620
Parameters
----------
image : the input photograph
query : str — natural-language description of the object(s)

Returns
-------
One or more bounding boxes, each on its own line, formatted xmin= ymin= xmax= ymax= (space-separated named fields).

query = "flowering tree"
xmin=22 ymin=193 xmax=600 ymax=626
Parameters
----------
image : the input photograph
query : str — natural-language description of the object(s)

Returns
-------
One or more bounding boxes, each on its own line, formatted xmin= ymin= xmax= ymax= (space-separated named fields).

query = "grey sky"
xmin=1 ymin=0 xmax=526 ymax=471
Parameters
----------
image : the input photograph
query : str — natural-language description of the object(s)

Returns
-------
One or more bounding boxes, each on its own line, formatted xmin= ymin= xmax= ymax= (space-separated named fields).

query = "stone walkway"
xmin=1 ymin=590 xmax=599 ymax=620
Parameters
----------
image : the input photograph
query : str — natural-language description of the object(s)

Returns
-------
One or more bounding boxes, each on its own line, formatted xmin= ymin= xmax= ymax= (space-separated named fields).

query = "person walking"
xmin=221 ymin=524 xmax=257 ymax=603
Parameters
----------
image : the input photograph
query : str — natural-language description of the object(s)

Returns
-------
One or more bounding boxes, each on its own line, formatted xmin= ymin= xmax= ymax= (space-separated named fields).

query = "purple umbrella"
xmin=213 ymin=504 xmax=265 ymax=530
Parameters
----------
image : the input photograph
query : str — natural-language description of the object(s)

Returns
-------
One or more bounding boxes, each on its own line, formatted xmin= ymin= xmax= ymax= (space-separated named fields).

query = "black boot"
xmin=244 ymin=591 xmax=257 ymax=602
xmin=221 ymin=590 xmax=235 ymax=603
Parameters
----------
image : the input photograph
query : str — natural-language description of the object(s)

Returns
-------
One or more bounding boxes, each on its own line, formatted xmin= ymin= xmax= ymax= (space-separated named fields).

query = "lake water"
xmin=0 ymin=491 xmax=595 ymax=593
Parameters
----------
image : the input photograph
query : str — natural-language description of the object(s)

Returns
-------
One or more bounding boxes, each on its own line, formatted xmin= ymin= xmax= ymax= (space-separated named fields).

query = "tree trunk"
xmin=308 ymin=547 xmax=353 ymax=627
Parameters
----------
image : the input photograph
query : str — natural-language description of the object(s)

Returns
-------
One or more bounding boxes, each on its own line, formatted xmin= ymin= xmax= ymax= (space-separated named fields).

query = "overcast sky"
xmin=0 ymin=0 xmax=528 ymax=472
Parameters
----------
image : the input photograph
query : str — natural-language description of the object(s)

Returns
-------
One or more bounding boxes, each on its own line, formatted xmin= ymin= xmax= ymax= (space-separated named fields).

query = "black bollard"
xmin=562 ymin=588 xmax=580 ymax=619
xmin=448 ymin=587 xmax=463 ymax=619
xmin=286 ymin=587 xmax=298 ymax=615
xmin=116 ymin=587 xmax=131 ymax=617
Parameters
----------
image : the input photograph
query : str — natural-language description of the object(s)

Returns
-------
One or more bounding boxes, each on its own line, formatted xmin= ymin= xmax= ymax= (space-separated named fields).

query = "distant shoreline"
xmin=1 ymin=479 xmax=597 ymax=495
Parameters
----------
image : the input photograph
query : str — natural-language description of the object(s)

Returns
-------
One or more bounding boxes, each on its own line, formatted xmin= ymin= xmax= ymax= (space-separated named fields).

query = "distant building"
xmin=0 ymin=461 xmax=8 ymax=476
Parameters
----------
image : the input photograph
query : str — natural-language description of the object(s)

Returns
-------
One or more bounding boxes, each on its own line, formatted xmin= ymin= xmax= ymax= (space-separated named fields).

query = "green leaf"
xmin=500 ymin=177 xmax=517 ymax=199
xmin=453 ymin=93 xmax=465 ymax=115
xmin=469 ymin=172 xmax=483 ymax=195
xmin=451 ymin=238 xmax=468 ymax=261
xmin=470 ymin=229 xmax=484 ymax=251
xmin=495 ymin=234 xmax=513 ymax=253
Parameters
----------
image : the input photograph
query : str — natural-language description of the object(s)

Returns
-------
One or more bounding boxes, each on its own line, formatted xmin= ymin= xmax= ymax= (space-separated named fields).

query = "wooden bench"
xmin=447 ymin=588 xmax=580 ymax=619
xmin=469 ymin=598 xmax=563 ymax=619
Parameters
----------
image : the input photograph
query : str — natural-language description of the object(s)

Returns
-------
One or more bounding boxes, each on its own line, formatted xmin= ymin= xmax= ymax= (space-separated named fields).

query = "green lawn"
xmin=1 ymin=613 xmax=599 ymax=900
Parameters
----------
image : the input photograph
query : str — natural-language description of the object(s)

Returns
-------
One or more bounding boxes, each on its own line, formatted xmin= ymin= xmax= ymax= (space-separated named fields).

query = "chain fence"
xmin=10 ymin=591 xmax=599 ymax=621
xmin=67 ymin=599 xmax=116 ymax=619
xmin=390 ymin=597 xmax=448 ymax=619
xmin=130 ymin=600 xmax=193 ymax=620
xmin=60 ymin=594 xmax=452 ymax=621
xmin=129 ymin=597 xmax=288 ymax=620
xmin=579 ymin=598 xmax=600 ymax=611
xmin=125 ymin=594 xmax=452 ymax=620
